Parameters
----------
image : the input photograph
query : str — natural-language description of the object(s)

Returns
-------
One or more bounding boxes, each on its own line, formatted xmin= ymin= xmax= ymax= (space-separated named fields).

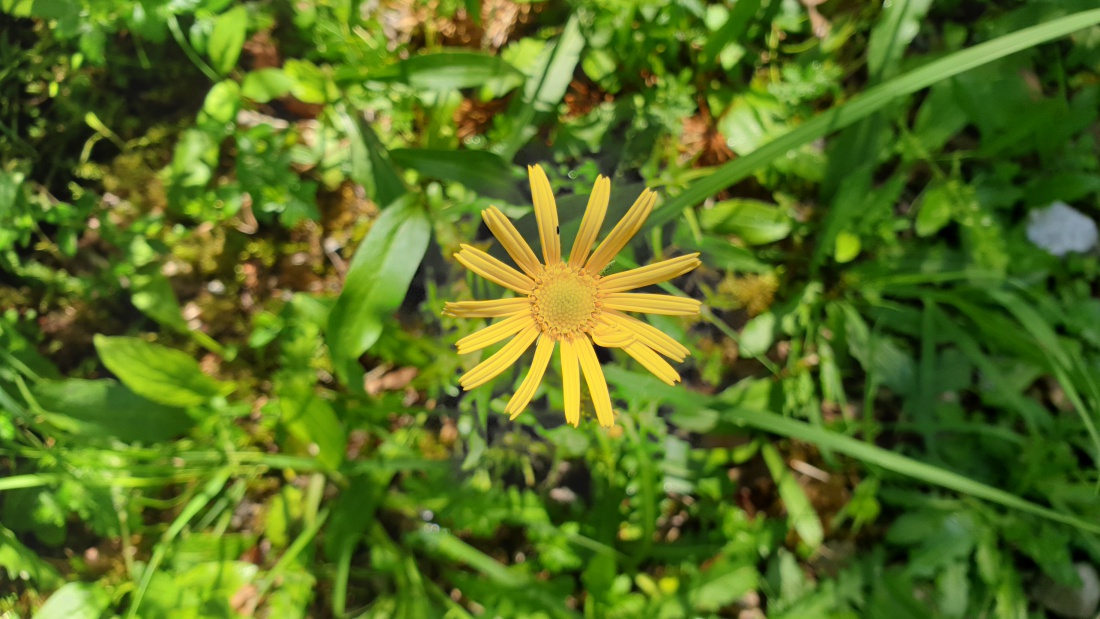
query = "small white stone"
xmin=1026 ymin=201 xmax=1098 ymax=257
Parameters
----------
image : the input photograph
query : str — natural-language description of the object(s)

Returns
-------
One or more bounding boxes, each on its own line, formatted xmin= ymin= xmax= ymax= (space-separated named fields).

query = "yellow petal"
xmin=585 ymin=189 xmax=656 ymax=274
xmin=591 ymin=322 xmax=634 ymax=348
xmin=560 ymin=337 xmax=580 ymax=426
xmin=575 ymin=336 xmax=615 ymax=427
xmin=482 ymin=206 xmax=542 ymax=277
xmin=602 ymin=310 xmax=688 ymax=361
xmin=603 ymin=293 xmax=702 ymax=316
xmin=599 ymin=253 xmax=701 ymax=294
xmin=528 ymin=165 xmax=561 ymax=265
xmin=623 ymin=341 xmax=681 ymax=385
xmin=456 ymin=245 xmax=535 ymax=293
xmin=568 ymin=175 xmax=610 ymax=268
xmin=505 ymin=335 xmax=555 ymax=419
xmin=460 ymin=325 xmax=539 ymax=390
xmin=444 ymin=297 xmax=531 ymax=318
xmin=456 ymin=313 xmax=534 ymax=355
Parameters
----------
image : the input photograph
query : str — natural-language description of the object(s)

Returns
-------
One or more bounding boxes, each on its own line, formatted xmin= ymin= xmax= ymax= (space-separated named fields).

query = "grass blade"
xmin=716 ymin=407 xmax=1100 ymax=534
xmin=649 ymin=8 xmax=1100 ymax=227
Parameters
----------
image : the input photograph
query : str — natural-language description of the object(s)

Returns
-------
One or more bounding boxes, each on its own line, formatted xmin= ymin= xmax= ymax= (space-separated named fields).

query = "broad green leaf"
xmin=168 ymin=128 xmax=217 ymax=187
xmin=130 ymin=267 xmax=188 ymax=332
xmin=912 ymin=82 xmax=969 ymax=154
xmin=279 ymin=392 xmax=346 ymax=470
xmin=699 ymin=199 xmax=791 ymax=245
xmin=33 ymin=379 xmax=194 ymax=442
xmin=93 ymin=335 xmax=233 ymax=407
xmin=284 ymin=59 xmax=329 ymax=104
xmin=141 ymin=561 xmax=259 ymax=618
xmin=501 ymin=13 xmax=584 ymax=158
xmin=33 ymin=582 xmax=111 ymax=619
xmin=242 ymin=68 xmax=293 ymax=103
xmin=739 ymin=312 xmax=776 ymax=358
xmin=389 ymin=148 xmax=523 ymax=203
xmin=207 ymin=5 xmax=247 ymax=75
xmin=937 ymin=561 xmax=970 ymax=618
xmin=201 ymin=79 xmax=240 ymax=125
xmin=337 ymin=108 xmax=407 ymax=208
xmin=762 ymin=443 xmax=824 ymax=549
xmin=834 ymin=230 xmax=861 ymax=263
xmin=581 ymin=48 xmax=616 ymax=83
xmin=867 ymin=0 xmax=934 ymax=80
xmin=915 ymin=181 xmax=957 ymax=237
xmin=327 ymin=196 xmax=431 ymax=387
xmin=399 ymin=50 xmax=524 ymax=92
xmin=650 ymin=8 xmax=1100 ymax=229
xmin=522 ymin=15 xmax=584 ymax=110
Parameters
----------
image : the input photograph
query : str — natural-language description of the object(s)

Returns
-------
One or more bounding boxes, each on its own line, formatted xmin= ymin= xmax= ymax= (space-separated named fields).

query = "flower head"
xmin=444 ymin=165 xmax=702 ymax=427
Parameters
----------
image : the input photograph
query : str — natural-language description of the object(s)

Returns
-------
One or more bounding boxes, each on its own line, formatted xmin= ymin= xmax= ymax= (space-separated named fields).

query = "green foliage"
xmin=3 ymin=0 xmax=1100 ymax=618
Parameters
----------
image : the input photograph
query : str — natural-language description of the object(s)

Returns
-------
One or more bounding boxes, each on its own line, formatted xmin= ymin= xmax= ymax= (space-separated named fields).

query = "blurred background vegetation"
xmin=3 ymin=0 xmax=1100 ymax=617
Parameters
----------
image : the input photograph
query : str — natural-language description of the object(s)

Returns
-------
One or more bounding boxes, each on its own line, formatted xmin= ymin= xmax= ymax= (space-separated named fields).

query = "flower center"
xmin=530 ymin=263 xmax=601 ymax=339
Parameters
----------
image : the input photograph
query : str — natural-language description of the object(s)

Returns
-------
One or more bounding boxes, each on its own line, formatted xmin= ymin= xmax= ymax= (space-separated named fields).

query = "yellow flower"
xmin=444 ymin=165 xmax=702 ymax=427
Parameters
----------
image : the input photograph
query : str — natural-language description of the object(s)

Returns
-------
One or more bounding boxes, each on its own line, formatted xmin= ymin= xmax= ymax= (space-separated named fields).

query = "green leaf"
xmin=762 ymin=443 xmax=824 ymax=549
xmin=888 ymin=510 xmax=978 ymax=577
xmin=912 ymin=82 xmax=969 ymax=154
xmin=0 ymin=525 xmax=62 ymax=588
xmin=717 ymin=406 xmax=1100 ymax=534
xmin=915 ymin=181 xmax=957 ymax=237
xmin=201 ymin=79 xmax=241 ymax=125
xmin=284 ymin=59 xmax=329 ymax=104
xmin=33 ymin=582 xmax=111 ymax=619
xmin=501 ymin=13 xmax=585 ymax=159
xmin=650 ymin=8 xmax=1100 ymax=229
xmin=867 ymin=0 xmax=934 ymax=80
xmin=168 ymin=128 xmax=217 ymax=187
xmin=399 ymin=50 xmax=524 ymax=92
xmin=279 ymin=392 xmax=346 ymax=470
xmin=739 ymin=312 xmax=776 ymax=358
xmin=93 ymin=335 xmax=233 ymax=407
xmin=690 ymin=560 xmax=759 ymax=612
xmin=410 ymin=528 xmax=527 ymax=588
xmin=242 ymin=68 xmax=293 ymax=103
xmin=700 ymin=199 xmax=791 ymax=245
xmin=327 ymin=196 xmax=431 ymax=387
xmin=842 ymin=304 xmax=915 ymax=396
xmin=337 ymin=108 xmax=407 ymax=208
xmin=389 ymin=149 xmax=523 ymax=203
xmin=701 ymin=0 xmax=760 ymax=68
xmin=207 ymin=5 xmax=247 ymax=75
xmin=674 ymin=227 xmax=770 ymax=273
xmin=834 ymin=230 xmax=861 ymax=263
xmin=34 ymin=379 xmax=194 ymax=443
xmin=130 ymin=268 xmax=188 ymax=332
xmin=323 ymin=472 xmax=391 ymax=561
xmin=524 ymin=16 xmax=584 ymax=110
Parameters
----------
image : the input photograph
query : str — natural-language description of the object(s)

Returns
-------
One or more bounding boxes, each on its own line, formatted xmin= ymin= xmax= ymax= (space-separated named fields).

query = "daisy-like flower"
xmin=444 ymin=165 xmax=702 ymax=427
